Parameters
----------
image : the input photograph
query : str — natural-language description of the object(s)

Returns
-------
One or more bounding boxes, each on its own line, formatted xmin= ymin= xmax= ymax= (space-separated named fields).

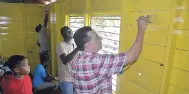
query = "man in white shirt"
xmin=35 ymin=10 xmax=49 ymax=54
xmin=56 ymin=26 xmax=79 ymax=94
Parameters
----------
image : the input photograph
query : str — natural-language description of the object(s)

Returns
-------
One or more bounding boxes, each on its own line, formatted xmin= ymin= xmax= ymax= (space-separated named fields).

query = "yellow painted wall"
xmin=71 ymin=0 xmax=86 ymax=14
xmin=168 ymin=0 xmax=189 ymax=94
xmin=23 ymin=4 xmax=45 ymax=71
xmin=0 ymin=3 xmax=44 ymax=71
xmin=0 ymin=3 xmax=26 ymax=61
xmin=90 ymin=0 xmax=122 ymax=13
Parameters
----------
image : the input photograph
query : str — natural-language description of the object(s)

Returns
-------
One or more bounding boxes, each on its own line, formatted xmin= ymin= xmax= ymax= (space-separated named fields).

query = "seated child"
xmin=0 ymin=55 xmax=32 ymax=94
xmin=32 ymin=52 xmax=57 ymax=92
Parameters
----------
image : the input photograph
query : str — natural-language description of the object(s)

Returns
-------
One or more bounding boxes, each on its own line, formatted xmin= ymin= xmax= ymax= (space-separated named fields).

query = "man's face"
xmin=43 ymin=59 xmax=49 ymax=68
xmin=85 ymin=30 xmax=102 ymax=53
xmin=64 ymin=29 xmax=73 ymax=40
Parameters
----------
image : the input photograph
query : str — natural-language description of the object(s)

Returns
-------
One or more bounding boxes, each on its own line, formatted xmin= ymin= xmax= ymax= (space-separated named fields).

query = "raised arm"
xmin=59 ymin=48 xmax=79 ymax=65
xmin=125 ymin=16 xmax=148 ymax=65
xmin=43 ymin=12 xmax=48 ymax=28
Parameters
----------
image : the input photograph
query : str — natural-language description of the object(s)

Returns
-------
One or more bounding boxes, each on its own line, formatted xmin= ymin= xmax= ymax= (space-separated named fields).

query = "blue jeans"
xmin=59 ymin=82 xmax=74 ymax=94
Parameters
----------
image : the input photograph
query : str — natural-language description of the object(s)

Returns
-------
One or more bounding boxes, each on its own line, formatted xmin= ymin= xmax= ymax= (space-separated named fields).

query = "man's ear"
xmin=85 ymin=42 xmax=93 ymax=51
xmin=84 ymin=42 xmax=88 ymax=50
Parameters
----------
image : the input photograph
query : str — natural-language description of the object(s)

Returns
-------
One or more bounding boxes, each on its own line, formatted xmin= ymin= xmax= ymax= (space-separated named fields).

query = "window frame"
xmin=90 ymin=15 xmax=121 ymax=93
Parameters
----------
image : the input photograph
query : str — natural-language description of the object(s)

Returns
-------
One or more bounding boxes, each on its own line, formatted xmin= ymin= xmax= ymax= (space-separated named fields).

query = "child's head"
xmin=4 ymin=55 xmax=30 ymax=75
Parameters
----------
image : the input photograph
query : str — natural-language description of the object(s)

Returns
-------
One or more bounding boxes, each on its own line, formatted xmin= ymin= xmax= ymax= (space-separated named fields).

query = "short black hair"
xmin=35 ymin=24 xmax=42 ymax=33
xmin=73 ymin=26 xmax=92 ymax=50
xmin=40 ymin=52 xmax=49 ymax=65
xmin=4 ymin=55 xmax=26 ymax=71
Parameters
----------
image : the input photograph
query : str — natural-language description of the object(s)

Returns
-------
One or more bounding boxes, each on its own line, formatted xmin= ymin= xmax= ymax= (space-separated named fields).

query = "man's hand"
xmin=45 ymin=10 xmax=49 ymax=15
xmin=45 ymin=5 xmax=49 ymax=15
xmin=54 ymin=77 xmax=58 ymax=80
xmin=137 ymin=16 xmax=149 ymax=32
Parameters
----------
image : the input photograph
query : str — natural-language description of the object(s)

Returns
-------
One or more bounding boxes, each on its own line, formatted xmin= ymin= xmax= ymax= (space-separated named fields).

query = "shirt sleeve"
xmin=56 ymin=43 xmax=66 ymax=57
xmin=42 ymin=68 xmax=47 ymax=78
xmin=39 ymin=65 xmax=46 ymax=78
xmin=42 ymin=71 xmax=46 ymax=78
xmin=98 ymin=53 xmax=127 ymax=77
